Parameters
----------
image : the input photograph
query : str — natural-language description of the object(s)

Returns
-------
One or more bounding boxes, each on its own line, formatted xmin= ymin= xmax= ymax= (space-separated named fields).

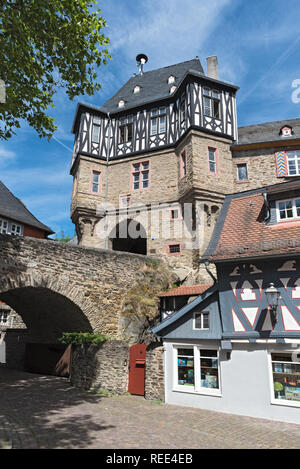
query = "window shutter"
xmin=275 ymin=151 xmax=288 ymax=177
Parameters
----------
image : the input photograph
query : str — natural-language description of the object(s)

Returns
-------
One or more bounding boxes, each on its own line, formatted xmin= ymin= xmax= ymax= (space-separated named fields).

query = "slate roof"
xmin=100 ymin=59 xmax=205 ymax=112
xmin=0 ymin=181 xmax=54 ymax=235
xmin=203 ymin=180 xmax=300 ymax=262
xmin=158 ymin=284 xmax=212 ymax=297
xmin=235 ymin=118 xmax=300 ymax=147
xmin=100 ymin=58 xmax=205 ymax=114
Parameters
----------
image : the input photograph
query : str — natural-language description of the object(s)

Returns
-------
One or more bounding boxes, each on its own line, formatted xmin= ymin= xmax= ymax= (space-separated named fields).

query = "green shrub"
xmin=59 ymin=332 xmax=111 ymax=345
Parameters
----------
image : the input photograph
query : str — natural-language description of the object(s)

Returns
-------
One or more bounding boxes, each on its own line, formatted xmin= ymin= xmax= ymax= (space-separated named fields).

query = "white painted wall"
xmin=0 ymin=341 xmax=6 ymax=363
xmin=164 ymin=339 xmax=300 ymax=425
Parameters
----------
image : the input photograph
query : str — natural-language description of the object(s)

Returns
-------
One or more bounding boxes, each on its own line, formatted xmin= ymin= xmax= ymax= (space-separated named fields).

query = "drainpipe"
xmin=104 ymin=112 xmax=111 ymax=249
xmin=263 ymin=192 xmax=270 ymax=223
xmin=205 ymin=261 xmax=217 ymax=284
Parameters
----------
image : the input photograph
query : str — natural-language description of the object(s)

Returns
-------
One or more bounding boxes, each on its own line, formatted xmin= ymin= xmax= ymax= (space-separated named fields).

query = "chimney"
xmin=206 ymin=56 xmax=218 ymax=80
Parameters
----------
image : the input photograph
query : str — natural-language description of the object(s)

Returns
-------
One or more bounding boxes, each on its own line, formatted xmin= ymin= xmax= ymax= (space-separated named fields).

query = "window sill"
xmin=270 ymin=399 xmax=300 ymax=409
xmin=270 ymin=220 xmax=300 ymax=229
xmin=236 ymin=180 xmax=250 ymax=184
xmin=173 ymin=386 xmax=222 ymax=397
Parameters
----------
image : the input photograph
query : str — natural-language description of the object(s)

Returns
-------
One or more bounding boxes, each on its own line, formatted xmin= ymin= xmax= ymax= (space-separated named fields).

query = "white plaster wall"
xmin=0 ymin=341 xmax=6 ymax=363
xmin=164 ymin=339 xmax=300 ymax=425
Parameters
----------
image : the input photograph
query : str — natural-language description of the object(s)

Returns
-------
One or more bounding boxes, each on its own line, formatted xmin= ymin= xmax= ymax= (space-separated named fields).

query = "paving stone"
xmin=0 ymin=369 xmax=299 ymax=449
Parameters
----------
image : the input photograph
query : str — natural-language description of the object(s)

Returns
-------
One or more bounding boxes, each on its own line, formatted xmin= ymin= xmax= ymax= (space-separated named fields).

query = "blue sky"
xmin=1 ymin=0 xmax=300 ymax=238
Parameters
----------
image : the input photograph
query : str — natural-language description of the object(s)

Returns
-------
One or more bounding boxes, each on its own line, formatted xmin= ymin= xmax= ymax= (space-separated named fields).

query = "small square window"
xmin=194 ymin=312 xmax=210 ymax=330
xmin=168 ymin=244 xmax=181 ymax=254
xmin=237 ymin=163 xmax=248 ymax=181
xmin=171 ymin=209 xmax=179 ymax=220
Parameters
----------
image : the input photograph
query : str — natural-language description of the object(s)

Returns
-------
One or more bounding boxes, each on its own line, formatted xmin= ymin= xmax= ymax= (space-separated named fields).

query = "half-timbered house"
xmin=152 ymin=179 xmax=300 ymax=424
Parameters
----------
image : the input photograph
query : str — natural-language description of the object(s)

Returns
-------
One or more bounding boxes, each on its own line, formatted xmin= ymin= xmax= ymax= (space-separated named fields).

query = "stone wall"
xmin=145 ymin=342 xmax=165 ymax=402
xmin=232 ymin=146 xmax=292 ymax=192
xmin=70 ymin=340 xmax=130 ymax=394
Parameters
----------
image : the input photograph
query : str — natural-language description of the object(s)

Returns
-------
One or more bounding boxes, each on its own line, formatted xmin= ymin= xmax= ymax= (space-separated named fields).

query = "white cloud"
xmin=105 ymin=0 xmax=232 ymax=73
xmin=0 ymin=147 xmax=16 ymax=167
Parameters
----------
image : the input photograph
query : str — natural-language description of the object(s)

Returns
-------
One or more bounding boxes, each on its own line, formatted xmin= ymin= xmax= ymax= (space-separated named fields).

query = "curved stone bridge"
xmin=0 ymin=234 xmax=166 ymax=369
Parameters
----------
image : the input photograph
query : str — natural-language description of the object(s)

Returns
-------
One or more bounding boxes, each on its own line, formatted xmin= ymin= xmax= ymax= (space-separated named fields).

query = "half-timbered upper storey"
xmin=71 ymin=57 xmax=239 ymax=171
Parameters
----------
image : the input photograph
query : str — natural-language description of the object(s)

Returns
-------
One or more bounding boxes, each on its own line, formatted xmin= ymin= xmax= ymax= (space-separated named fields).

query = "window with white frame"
xmin=132 ymin=161 xmax=149 ymax=190
xmin=0 ymin=218 xmax=23 ymax=236
xmin=208 ymin=148 xmax=217 ymax=173
xmin=119 ymin=116 xmax=133 ymax=144
xmin=150 ymin=107 xmax=166 ymax=136
xmin=175 ymin=346 xmax=220 ymax=393
xmin=11 ymin=223 xmax=22 ymax=236
xmin=91 ymin=116 xmax=101 ymax=143
xmin=0 ymin=310 xmax=10 ymax=325
xmin=120 ymin=194 xmax=131 ymax=208
xmin=203 ymin=88 xmax=221 ymax=119
xmin=0 ymin=218 xmax=8 ymax=234
xmin=271 ymin=353 xmax=300 ymax=404
xmin=286 ymin=150 xmax=300 ymax=176
xmin=168 ymin=75 xmax=175 ymax=84
xmin=276 ymin=198 xmax=300 ymax=221
xmin=237 ymin=163 xmax=248 ymax=181
xmin=91 ymin=171 xmax=101 ymax=193
xmin=194 ymin=312 xmax=210 ymax=330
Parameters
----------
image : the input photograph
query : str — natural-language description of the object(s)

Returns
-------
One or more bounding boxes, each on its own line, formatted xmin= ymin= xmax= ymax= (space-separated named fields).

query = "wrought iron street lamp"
xmin=265 ymin=283 xmax=280 ymax=323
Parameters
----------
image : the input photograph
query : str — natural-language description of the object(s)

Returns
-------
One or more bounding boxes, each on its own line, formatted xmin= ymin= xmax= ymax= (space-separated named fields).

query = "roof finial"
xmin=136 ymin=54 xmax=148 ymax=75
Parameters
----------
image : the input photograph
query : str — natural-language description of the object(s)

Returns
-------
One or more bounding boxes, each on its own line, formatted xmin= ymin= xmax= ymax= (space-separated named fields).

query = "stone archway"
xmin=109 ymin=219 xmax=147 ymax=255
xmin=0 ymin=273 xmax=94 ymax=374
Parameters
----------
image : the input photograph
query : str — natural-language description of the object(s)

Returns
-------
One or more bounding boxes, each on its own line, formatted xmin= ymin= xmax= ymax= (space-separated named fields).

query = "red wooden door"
xmin=128 ymin=344 xmax=146 ymax=395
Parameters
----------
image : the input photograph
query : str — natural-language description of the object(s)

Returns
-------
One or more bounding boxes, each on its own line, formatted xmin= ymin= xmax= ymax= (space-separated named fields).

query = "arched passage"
xmin=0 ymin=286 xmax=93 ymax=376
xmin=109 ymin=219 xmax=147 ymax=255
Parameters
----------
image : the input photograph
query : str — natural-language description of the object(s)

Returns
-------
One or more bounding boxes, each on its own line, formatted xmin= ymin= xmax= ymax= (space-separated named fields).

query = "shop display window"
xmin=175 ymin=346 xmax=220 ymax=394
xmin=200 ymin=349 xmax=219 ymax=389
xmin=177 ymin=348 xmax=194 ymax=386
xmin=271 ymin=353 xmax=300 ymax=403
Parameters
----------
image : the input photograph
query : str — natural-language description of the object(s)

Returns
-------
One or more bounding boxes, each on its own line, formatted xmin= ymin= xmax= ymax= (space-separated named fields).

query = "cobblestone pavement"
xmin=0 ymin=369 xmax=299 ymax=449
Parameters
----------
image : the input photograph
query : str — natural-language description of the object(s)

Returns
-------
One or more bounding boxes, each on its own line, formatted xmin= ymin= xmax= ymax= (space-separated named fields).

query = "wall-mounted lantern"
xmin=265 ymin=283 xmax=280 ymax=323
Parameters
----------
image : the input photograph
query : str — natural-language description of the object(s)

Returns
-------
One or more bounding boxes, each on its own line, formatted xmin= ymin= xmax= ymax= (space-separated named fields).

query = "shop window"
xmin=271 ymin=353 xmax=300 ymax=404
xmin=177 ymin=348 xmax=194 ymax=387
xmin=175 ymin=346 xmax=220 ymax=394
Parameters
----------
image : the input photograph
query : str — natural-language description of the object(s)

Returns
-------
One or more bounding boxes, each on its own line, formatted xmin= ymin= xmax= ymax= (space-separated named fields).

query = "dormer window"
xmin=168 ymin=75 xmax=175 ymax=84
xmin=133 ymin=85 xmax=141 ymax=94
xmin=170 ymin=85 xmax=177 ymax=94
xmin=280 ymin=126 xmax=293 ymax=137
xmin=276 ymin=197 xmax=300 ymax=222
xmin=118 ymin=99 xmax=125 ymax=108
